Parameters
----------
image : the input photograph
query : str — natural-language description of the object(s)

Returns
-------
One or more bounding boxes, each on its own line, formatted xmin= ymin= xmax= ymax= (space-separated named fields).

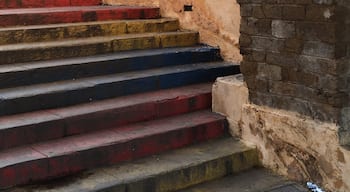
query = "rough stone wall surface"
xmin=159 ymin=0 xmax=241 ymax=62
xmin=104 ymin=0 xmax=242 ymax=62
xmin=213 ymin=75 xmax=350 ymax=192
xmin=238 ymin=0 xmax=350 ymax=144
xmin=240 ymin=104 xmax=350 ymax=192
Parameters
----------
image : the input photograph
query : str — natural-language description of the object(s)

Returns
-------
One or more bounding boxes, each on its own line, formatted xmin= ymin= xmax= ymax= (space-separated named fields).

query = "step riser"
xmin=0 ymin=48 xmax=220 ymax=88
xmin=105 ymin=150 xmax=259 ymax=192
xmin=0 ymin=19 xmax=179 ymax=45
xmin=0 ymin=8 xmax=160 ymax=27
xmin=0 ymin=32 xmax=199 ymax=64
xmin=0 ymin=0 xmax=101 ymax=9
xmin=0 ymin=120 xmax=228 ymax=188
xmin=0 ymin=92 xmax=211 ymax=150
xmin=0 ymin=65 xmax=236 ymax=116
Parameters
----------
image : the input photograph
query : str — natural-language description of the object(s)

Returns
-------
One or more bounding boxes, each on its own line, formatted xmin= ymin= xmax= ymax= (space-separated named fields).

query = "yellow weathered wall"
xmin=213 ymin=75 xmax=350 ymax=192
xmin=103 ymin=0 xmax=242 ymax=62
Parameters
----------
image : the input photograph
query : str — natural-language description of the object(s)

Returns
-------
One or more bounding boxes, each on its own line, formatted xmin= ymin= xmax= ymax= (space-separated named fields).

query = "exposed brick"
xmin=305 ymin=5 xmax=335 ymax=22
xmin=302 ymin=41 xmax=335 ymax=58
xmin=263 ymin=4 xmax=282 ymax=19
xmin=242 ymin=49 xmax=267 ymax=62
xmin=251 ymin=36 xmax=284 ymax=52
xmin=266 ymin=52 xmax=298 ymax=68
xmin=272 ymin=20 xmax=296 ymax=38
xmin=240 ymin=61 xmax=259 ymax=77
xmin=296 ymin=21 xmax=336 ymax=43
xmin=240 ymin=18 xmax=272 ymax=36
xmin=281 ymin=68 xmax=319 ymax=87
xmin=257 ymin=63 xmax=282 ymax=81
xmin=282 ymin=5 xmax=306 ymax=20
xmin=252 ymin=5 xmax=265 ymax=18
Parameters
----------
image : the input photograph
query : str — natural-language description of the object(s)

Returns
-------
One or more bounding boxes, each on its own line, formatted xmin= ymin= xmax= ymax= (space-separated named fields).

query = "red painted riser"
xmin=0 ymin=111 xmax=227 ymax=188
xmin=0 ymin=0 xmax=101 ymax=9
xmin=0 ymin=84 xmax=212 ymax=150
xmin=0 ymin=6 xmax=160 ymax=27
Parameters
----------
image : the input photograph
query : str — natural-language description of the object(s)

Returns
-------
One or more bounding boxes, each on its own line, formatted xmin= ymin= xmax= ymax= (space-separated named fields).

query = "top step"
xmin=0 ymin=0 xmax=101 ymax=9
xmin=0 ymin=6 xmax=161 ymax=27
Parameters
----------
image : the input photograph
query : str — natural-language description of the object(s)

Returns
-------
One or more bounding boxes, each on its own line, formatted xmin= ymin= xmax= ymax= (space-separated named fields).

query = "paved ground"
xmin=178 ymin=168 xmax=308 ymax=192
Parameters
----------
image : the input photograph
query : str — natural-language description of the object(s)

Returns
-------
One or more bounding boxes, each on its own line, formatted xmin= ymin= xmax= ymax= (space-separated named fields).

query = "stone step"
xmin=178 ymin=168 xmax=308 ymax=192
xmin=0 ymin=110 xmax=230 ymax=189
xmin=11 ymin=138 xmax=259 ymax=192
xmin=0 ymin=83 xmax=213 ymax=151
xmin=0 ymin=6 xmax=160 ymax=27
xmin=0 ymin=31 xmax=199 ymax=64
xmin=0 ymin=62 xmax=238 ymax=116
xmin=0 ymin=0 xmax=101 ymax=9
xmin=0 ymin=46 xmax=220 ymax=88
xmin=0 ymin=18 xmax=179 ymax=45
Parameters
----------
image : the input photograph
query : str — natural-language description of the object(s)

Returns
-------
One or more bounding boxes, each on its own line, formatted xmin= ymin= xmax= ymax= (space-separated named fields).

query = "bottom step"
xmin=178 ymin=168 xmax=308 ymax=192
xmin=13 ymin=138 xmax=259 ymax=192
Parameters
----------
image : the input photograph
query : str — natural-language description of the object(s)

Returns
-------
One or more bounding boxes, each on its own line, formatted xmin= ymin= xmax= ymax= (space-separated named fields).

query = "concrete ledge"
xmin=212 ymin=74 xmax=248 ymax=137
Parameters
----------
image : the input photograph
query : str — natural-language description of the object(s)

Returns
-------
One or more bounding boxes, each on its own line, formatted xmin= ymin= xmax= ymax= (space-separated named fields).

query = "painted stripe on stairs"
xmin=0 ymin=0 xmax=101 ymax=9
xmin=0 ymin=6 xmax=160 ymax=27
xmin=0 ymin=31 xmax=199 ymax=64
xmin=0 ymin=18 xmax=180 ymax=45
xmin=0 ymin=62 xmax=238 ymax=116
xmin=0 ymin=83 xmax=213 ymax=150
xmin=0 ymin=46 xmax=221 ymax=88
xmin=0 ymin=110 xmax=228 ymax=188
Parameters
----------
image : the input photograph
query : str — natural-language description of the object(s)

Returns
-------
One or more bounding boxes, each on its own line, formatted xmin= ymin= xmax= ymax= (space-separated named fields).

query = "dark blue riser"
xmin=0 ymin=46 xmax=221 ymax=89
xmin=0 ymin=62 xmax=239 ymax=116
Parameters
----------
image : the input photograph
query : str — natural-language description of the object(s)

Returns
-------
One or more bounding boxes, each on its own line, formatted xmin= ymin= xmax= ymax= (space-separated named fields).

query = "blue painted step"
xmin=0 ymin=62 xmax=239 ymax=116
xmin=0 ymin=46 xmax=221 ymax=89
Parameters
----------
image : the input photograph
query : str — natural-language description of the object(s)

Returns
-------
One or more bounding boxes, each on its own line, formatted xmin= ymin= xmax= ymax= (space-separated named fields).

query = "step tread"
xmin=0 ymin=110 xmax=225 ymax=167
xmin=33 ymin=110 xmax=224 ymax=157
xmin=0 ymin=17 xmax=178 ymax=31
xmin=14 ymin=138 xmax=255 ymax=192
xmin=0 ymin=61 xmax=233 ymax=99
xmin=0 ymin=82 xmax=211 ymax=135
xmin=0 ymin=5 xmax=158 ymax=15
xmin=0 ymin=30 xmax=196 ymax=51
xmin=0 ymin=0 xmax=101 ymax=9
xmin=0 ymin=46 xmax=218 ymax=74
xmin=177 ymin=168 xmax=308 ymax=192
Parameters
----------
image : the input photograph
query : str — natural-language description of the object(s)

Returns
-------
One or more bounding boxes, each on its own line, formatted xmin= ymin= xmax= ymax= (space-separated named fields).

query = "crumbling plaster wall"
xmin=103 ymin=0 xmax=242 ymax=62
xmin=213 ymin=75 xmax=350 ymax=192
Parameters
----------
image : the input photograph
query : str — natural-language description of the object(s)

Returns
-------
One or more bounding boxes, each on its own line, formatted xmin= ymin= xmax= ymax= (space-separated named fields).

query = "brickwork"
xmin=238 ymin=0 xmax=350 ymax=143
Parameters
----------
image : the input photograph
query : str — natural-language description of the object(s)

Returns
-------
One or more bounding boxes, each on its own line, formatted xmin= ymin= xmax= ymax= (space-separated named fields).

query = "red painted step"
xmin=0 ymin=0 xmax=101 ymax=9
xmin=0 ymin=110 xmax=227 ymax=188
xmin=0 ymin=6 xmax=160 ymax=27
xmin=0 ymin=84 xmax=212 ymax=150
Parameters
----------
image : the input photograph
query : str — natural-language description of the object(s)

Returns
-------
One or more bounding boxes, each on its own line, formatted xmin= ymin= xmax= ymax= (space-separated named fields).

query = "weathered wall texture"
xmin=104 ymin=0 xmax=242 ymax=62
xmin=238 ymin=0 xmax=350 ymax=144
xmin=213 ymin=75 xmax=350 ymax=192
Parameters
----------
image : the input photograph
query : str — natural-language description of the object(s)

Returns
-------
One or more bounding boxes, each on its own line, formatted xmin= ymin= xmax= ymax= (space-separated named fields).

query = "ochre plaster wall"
xmin=103 ymin=0 xmax=242 ymax=62
xmin=213 ymin=75 xmax=350 ymax=192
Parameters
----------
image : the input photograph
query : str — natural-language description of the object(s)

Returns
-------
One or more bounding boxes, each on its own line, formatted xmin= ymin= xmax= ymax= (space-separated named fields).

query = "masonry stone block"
xmin=272 ymin=20 xmax=295 ymax=38
xmin=302 ymin=41 xmax=335 ymax=58
xmin=257 ymin=63 xmax=282 ymax=81
xmin=239 ymin=0 xmax=350 ymax=144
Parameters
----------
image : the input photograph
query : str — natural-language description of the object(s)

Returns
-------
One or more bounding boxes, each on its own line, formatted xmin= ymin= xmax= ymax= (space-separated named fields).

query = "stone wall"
xmin=213 ymin=75 xmax=350 ymax=191
xmin=103 ymin=0 xmax=242 ymax=62
xmin=238 ymin=0 xmax=350 ymax=144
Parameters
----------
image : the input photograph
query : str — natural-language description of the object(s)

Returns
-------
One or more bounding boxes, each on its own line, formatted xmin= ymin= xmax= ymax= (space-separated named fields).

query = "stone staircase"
xmin=0 ymin=1 xmax=260 ymax=191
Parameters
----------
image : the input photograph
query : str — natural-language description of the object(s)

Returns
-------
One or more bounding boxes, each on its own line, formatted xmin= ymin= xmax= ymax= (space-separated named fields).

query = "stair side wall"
xmin=213 ymin=75 xmax=350 ymax=192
